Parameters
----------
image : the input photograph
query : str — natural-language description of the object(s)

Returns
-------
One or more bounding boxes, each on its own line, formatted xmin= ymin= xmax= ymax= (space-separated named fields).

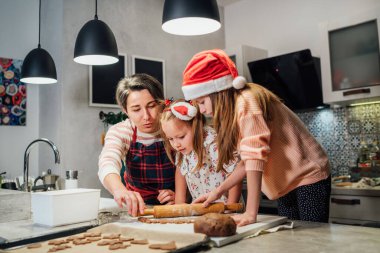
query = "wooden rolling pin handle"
xmin=142 ymin=208 xmax=154 ymax=216
xmin=152 ymin=203 xmax=225 ymax=218
xmin=225 ymin=203 xmax=244 ymax=212
xmin=140 ymin=202 xmax=243 ymax=217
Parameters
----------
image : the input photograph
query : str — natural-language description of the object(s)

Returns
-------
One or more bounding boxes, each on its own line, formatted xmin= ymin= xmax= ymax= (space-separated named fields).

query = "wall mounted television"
xmin=247 ymin=49 xmax=326 ymax=112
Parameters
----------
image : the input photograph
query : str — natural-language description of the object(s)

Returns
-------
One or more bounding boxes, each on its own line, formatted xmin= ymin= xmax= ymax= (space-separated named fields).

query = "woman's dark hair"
xmin=116 ymin=73 xmax=164 ymax=110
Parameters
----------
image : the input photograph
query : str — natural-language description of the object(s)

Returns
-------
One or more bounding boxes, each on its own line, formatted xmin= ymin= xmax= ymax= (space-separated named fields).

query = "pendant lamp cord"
xmin=94 ymin=0 xmax=98 ymax=20
xmin=38 ymin=0 xmax=41 ymax=48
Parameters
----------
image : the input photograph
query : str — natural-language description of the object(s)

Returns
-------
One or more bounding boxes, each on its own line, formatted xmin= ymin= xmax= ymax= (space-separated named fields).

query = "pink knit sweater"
xmin=237 ymin=90 xmax=330 ymax=200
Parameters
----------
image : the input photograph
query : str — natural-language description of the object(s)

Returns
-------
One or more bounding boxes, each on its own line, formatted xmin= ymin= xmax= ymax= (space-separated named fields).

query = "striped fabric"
xmin=98 ymin=119 xmax=163 ymax=184
xmin=236 ymin=90 xmax=330 ymax=200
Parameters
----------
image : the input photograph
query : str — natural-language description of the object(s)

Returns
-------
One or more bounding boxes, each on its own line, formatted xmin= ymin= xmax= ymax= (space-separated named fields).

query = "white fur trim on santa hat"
xmin=182 ymin=75 xmax=234 ymax=100
xmin=232 ymin=76 xmax=246 ymax=89
xmin=171 ymin=102 xmax=197 ymax=121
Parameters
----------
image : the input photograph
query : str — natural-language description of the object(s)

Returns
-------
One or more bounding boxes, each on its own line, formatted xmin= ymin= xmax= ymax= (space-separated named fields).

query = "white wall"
xmin=224 ymin=0 xmax=380 ymax=57
xmin=38 ymin=0 xmax=63 ymax=184
xmin=0 ymin=0 xmax=40 ymax=180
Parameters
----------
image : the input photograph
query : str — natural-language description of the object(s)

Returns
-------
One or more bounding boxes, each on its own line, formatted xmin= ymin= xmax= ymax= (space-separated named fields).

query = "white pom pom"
xmin=170 ymin=102 xmax=197 ymax=121
xmin=232 ymin=76 xmax=246 ymax=89
xmin=187 ymin=105 xmax=197 ymax=118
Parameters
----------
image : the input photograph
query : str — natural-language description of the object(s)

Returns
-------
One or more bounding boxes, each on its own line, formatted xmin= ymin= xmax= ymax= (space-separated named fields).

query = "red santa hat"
xmin=182 ymin=49 xmax=246 ymax=100
xmin=170 ymin=101 xmax=197 ymax=121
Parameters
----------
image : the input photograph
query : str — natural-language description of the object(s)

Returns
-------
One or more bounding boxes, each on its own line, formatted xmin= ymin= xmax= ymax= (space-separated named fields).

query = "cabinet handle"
xmin=343 ymin=88 xmax=370 ymax=96
xmin=331 ymin=198 xmax=360 ymax=205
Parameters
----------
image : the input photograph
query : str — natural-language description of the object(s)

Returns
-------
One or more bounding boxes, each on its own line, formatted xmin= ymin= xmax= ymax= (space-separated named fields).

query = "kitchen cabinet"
xmin=319 ymin=8 xmax=380 ymax=106
xmin=329 ymin=187 xmax=380 ymax=227
xmin=224 ymin=45 xmax=267 ymax=83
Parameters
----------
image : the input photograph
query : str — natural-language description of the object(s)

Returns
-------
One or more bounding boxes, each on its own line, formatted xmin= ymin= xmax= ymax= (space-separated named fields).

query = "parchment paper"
xmin=3 ymin=223 xmax=207 ymax=253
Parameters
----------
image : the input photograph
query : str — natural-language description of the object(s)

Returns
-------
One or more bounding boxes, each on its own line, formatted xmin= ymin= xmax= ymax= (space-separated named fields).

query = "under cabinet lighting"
xmin=349 ymin=101 xmax=380 ymax=106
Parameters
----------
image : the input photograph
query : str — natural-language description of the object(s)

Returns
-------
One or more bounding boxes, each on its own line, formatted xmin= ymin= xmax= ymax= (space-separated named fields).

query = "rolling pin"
xmin=142 ymin=202 xmax=243 ymax=218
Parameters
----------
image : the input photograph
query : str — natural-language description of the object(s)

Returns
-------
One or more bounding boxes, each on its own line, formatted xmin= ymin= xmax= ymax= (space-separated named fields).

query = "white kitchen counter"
xmin=0 ymin=197 xmax=117 ymax=249
xmin=332 ymin=185 xmax=380 ymax=196
xmin=0 ymin=219 xmax=97 ymax=248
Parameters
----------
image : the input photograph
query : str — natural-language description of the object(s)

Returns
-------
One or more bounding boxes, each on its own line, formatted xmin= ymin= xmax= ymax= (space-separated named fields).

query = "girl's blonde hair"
xmin=210 ymin=83 xmax=281 ymax=172
xmin=160 ymin=100 xmax=206 ymax=171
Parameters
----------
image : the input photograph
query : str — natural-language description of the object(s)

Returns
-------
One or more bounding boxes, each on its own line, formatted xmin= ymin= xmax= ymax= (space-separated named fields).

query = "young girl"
xmin=160 ymin=100 xmax=242 ymax=204
xmin=183 ymin=49 xmax=331 ymax=226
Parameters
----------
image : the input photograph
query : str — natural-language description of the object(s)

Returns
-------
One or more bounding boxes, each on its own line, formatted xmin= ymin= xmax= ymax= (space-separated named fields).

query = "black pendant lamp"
xmin=74 ymin=0 xmax=118 ymax=65
xmin=21 ymin=0 xmax=57 ymax=84
xmin=162 ymin=0 xmax=221 ymax=36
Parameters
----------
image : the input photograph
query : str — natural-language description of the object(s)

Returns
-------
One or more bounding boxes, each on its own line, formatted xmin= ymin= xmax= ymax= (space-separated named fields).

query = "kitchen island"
xmin=1 ymin=219 xmax=379 ymax=252
xmin=201 ymin=220 xmax=380 ymax=253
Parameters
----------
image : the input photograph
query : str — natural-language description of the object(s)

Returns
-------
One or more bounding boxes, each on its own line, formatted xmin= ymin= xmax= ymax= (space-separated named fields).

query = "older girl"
xmin=160 ymin=100 xmax=242 ymax=204
xmin=184 ymin=49 xmax=331 ymax=226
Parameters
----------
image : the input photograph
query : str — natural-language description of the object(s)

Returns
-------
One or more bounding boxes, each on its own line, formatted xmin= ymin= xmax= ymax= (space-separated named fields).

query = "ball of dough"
xmin=194 ymin=213 xmax=237 ymax=237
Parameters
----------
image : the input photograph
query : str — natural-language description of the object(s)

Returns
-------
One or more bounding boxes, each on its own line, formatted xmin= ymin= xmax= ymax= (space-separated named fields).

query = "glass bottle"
xmin=369 ymin=140 xmax=380 ymax=167
xmin=358 ymin=141 xmax=370 ymax=169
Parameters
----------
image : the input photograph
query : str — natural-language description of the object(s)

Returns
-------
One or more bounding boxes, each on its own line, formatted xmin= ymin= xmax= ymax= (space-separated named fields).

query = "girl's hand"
xmin=192 ymin=189 xmax=222 ymax=207
xmin=231 ymin=212 xmax=257 ymax=227
xmin=157 ymin=189 xmax=175 ymax=205
xmin=113 ymin=188 xmax=145 ymax=216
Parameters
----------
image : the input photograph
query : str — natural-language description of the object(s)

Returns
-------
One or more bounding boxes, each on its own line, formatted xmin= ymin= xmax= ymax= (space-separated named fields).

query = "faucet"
xmin=22 ymin=138 xmax=60 ymax=192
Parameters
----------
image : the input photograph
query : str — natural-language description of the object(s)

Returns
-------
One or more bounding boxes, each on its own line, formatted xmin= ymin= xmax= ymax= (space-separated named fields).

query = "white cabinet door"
xmin=319 ymin=8 xmax=380 ymax=106
xmin=330 ymin=195 xmax=380 ymax=222
xmin=224 ymin=45 xmax=267 ymax=83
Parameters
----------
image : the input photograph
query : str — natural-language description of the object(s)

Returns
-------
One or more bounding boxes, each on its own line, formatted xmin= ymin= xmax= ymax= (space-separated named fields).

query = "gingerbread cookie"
xmin=103 ymin=233 xmax=121 ymax=239
xmin=97 ymin=240 xmax=120 ymax=246
xmin=26 ymin=243 xmax=42 ymax=249
xmin=48 ymin=245 xmax=71 ymax=252
xmin=119 ymin=236 xmax=134 ymax=242
xmin=109 ymin=243 xmax=129 ymax=250
xmin=48 ymin=239 xmax=67 ymax=246
xmin=73 ymin=238 xmax=92 ymax=245
xmin=149 ymin=241 xmax=177 ymax=250
xmin=131 ymin=239 xmax=149 ymax=245
xmin=84 ymin=232 xmax=102 ymax=237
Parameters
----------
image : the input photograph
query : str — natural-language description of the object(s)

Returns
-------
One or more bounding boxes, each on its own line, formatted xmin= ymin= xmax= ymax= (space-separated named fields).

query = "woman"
xmin=183 ymin=49 xmax=331 ymax=226
xmin=98 ymin=74 xmax=175 ymax=216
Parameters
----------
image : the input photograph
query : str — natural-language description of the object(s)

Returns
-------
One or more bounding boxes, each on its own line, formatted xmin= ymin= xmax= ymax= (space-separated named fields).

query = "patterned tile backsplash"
xmin=296 ymin=103 xmax=380 ymax=177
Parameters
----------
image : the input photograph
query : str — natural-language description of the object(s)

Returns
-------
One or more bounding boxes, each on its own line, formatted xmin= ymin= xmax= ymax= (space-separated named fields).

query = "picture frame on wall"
xmin=0 ymin=57 xmax=26 ymax=126
xmin=132 ymin=55 xmax=166 ymax=97
xmin=89 ymin=54 xmax=126 ymax=108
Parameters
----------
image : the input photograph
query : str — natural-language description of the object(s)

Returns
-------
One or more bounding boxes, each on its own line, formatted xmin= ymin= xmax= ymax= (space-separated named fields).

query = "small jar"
xmin=65 ymin=170 xmax=78 ymax=189
xmin=66 ymin=170 xmax=78 ymax=180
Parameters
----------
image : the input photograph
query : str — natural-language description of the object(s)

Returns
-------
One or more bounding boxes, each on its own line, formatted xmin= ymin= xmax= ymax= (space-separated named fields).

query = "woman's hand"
xmin=192 ymin=189 xmax=223 ymax=207
xmin=157 ymin=189 xmax=175 ymax=205
xmin=231 ymin=212 xmax=257 ymax=227
xmin=113 ymin=188 xmax=145 ymax=216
